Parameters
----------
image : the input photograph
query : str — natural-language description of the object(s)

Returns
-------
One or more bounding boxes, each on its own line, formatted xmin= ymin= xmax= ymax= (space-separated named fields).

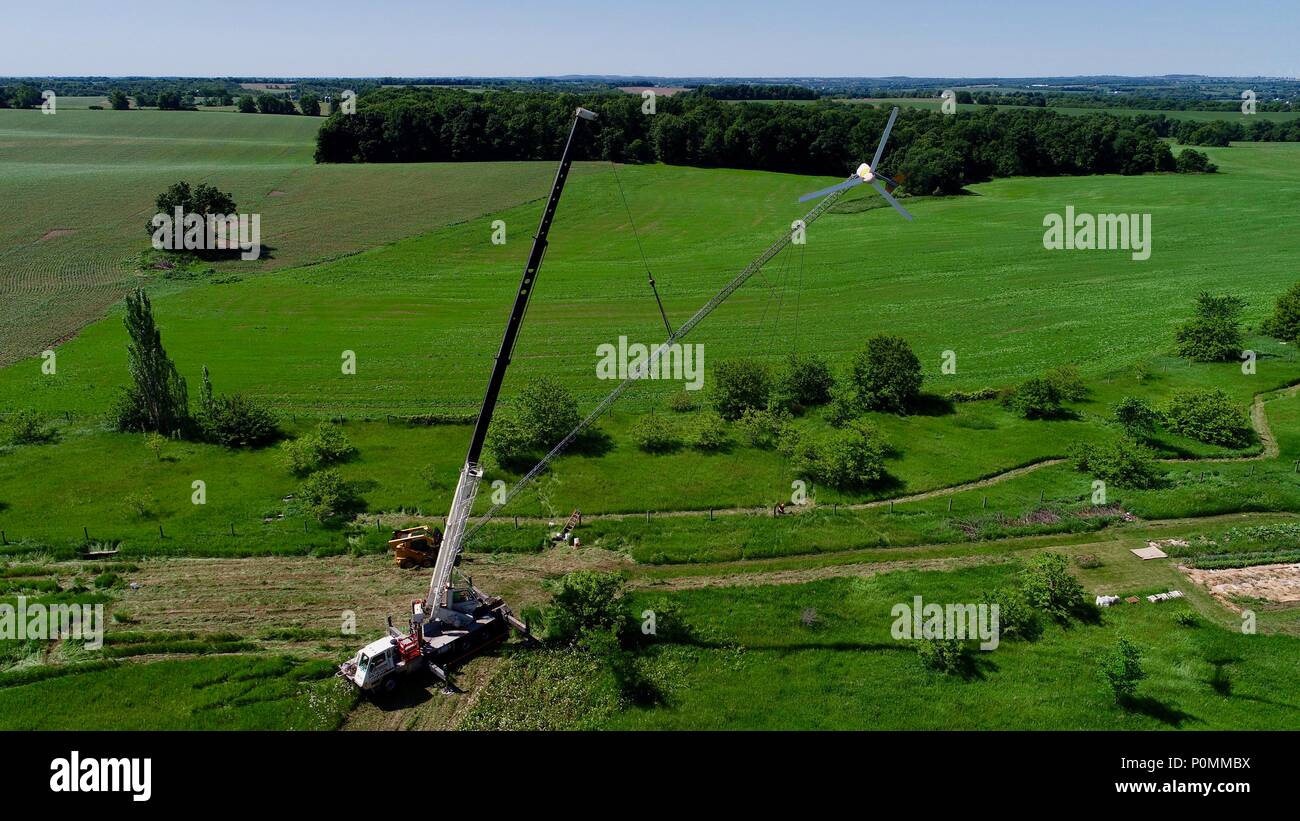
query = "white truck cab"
xmin=345 ymin=636 xmax=401 ymax=691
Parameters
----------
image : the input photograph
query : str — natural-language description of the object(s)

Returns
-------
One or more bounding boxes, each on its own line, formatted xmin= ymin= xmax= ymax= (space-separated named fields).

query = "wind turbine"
xmin=798 ymin=106 xmax=912 ymax=221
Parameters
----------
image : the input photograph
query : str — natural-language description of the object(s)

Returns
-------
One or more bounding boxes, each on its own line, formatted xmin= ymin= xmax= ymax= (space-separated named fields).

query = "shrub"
xmin=982 ymin=587 xmax=1042 ymax=641
xmin=947 ymin=387 xmax=1000 ymax=403
xmin=666 ymin=390 xmax=698 ymax=413
xmin=791 ymin=420 xmax=887 ymax=489
xmin=1020 ymin=553 xmax=1086 ymax=621
xmin=1002 ymin=377 xmax=1063 ymax=419
xmin=297 ymin=468 xmax=359 ymax=522
xmin=4 ymin=409 xmax=54 ymax=445
xmin=145 ymin=432 xmax=166 ymax=461
xmin=689 ymin=411 xmax=730 ymax=451
xmin=93 ymin=572 xmax=121 ymax=589
xmin=1068 ymin=436 xmax=1161 ymax=488
xmin=1074 ymin=553 xmax=1103 ymax=569
xmin=1174 ymin=292 xmax=1245 ymax=362
xmin=122 ymin=493 xmax=154 ymax=519
xmin=630 ymin=413 xmax=680 ymax=453
xmin=637 ymin=597 xmax=694 ymax=643
xmin=710 ymin=358 xmax=772 ymax=420
xmin=736 ymin=407 xmax=789 ymax=449
xmin=280 ymin=423 xmax=357 ymax=475
xmin=1175 ymin=148 xmax=1217 ymax=173
xmin=826 ymin=380 xmax=866 ymax=427
xmin=1163 ymin=389 xmax=1252 ymax=447
xmin=1044 ymin=364 xmax=1087 ymax=402
xmin=1097 ymin=636 xmax=1145 ymax=702
xmin=1262 ymin=282 xmax=1300 ymax=344
xmin=773 ymin=353 xmax=835 ymax=411
xmin=485 ymin=412 xmax=533 ymax=466
xmin=543 ymin=571 xmax=628 ymax=646
xmin=1174 ymin=610 xmax=1199 ymax=627
xmin=917 ymin=638 xmax=968 ymax=674
xmin=516 ymin=377 xmax=580 ymax=450
xmin=850 ymin=334 xmax=922 ymax=414
xmin=198 ymin=394 xmax=279 ymax=447
xmin=1113 ymin=396 xmax=1160 ymax=437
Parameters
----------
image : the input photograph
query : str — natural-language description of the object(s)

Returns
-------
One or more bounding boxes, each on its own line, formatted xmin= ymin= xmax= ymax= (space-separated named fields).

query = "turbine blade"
xmin=798 ymin=176 xmax=861 ymax=203
xmin=871 ymin=180 xmax=913 ymax=221
xmin=870 ymin=106 xmax=899 ymax=171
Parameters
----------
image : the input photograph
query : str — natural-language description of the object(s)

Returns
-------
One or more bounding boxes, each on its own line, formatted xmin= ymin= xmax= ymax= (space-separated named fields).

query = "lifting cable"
xmin=462 ymin=183 xmax=852 ymax=546
xmin=791 ymin=238 xmax=806 ymax=355
xmin=609 ymin=161 xmax=673 ymax=336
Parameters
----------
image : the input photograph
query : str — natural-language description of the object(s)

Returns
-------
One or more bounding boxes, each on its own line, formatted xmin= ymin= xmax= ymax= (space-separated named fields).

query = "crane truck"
xmin=340 ymin=106 xmax=598 ymax=693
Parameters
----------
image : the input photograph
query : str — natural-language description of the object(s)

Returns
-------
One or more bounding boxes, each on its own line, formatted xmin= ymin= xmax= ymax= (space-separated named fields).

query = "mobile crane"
xmin=340 ymin=105 xmax=913 ymax=693
xmin=340 ymin=106 xmax=599 ymax=692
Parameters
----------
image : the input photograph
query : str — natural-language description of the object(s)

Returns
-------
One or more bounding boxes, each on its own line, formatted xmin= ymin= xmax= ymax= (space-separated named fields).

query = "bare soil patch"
xmin=38 ymin=228 xmax=77 ymax=241
xmin=1182 ymin=562 xmax=1300 ymax=610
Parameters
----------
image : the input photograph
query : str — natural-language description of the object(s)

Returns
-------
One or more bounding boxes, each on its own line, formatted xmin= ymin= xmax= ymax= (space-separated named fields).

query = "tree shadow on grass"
xmin=1120 ymin=695 xmax=1197 ymax=728
xmin=910 ymin=393 xmax=955 ymax=417
xmin=565 ymin=428 xmax=614 ymax=458
xmin=953 ymin=650 xmax=999 ymax=682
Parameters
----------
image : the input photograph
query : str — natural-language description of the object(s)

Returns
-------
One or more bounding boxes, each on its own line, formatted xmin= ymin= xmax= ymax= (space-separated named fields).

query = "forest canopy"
xmin=313 ymin=88 xmax=1243 ymax=194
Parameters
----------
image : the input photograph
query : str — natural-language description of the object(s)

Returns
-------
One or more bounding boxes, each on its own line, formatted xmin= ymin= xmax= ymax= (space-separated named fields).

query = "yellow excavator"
xmin=388 ymin=526 xmax=443 ymax=568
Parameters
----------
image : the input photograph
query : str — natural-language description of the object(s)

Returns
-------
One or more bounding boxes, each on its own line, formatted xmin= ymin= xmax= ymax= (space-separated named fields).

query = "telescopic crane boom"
xmin=423 ymin=106 xmax=598 ymax=621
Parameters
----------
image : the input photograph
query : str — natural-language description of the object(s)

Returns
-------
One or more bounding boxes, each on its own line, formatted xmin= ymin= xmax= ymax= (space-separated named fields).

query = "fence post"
xmin=889 ymin=500 xmax=894 ymax=514
xmin=514 ymin=516 xmax=519 ymax=529
xmin=159 ymin=524 xmax=164 ymax=539
xmin=83 ymin=526 xmax=89 ymax=541
xmin=709 ymin=508 xmax=713 ymax=520
xmin=1039 ymin=490 xmax=1045 ymax=503
xmin=982 ymin=496 xmax=988 ymax=510
xmin=1 ymin=530 xmax=5 ymax=545
xmin=947 ymin=498 xmax=953 ymax=513
xmin=229 ymin=522 xmax=235 ymax=537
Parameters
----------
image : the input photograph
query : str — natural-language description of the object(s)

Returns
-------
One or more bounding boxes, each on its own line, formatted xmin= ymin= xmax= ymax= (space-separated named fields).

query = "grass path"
xmin=449 ymin=379 xmax=1299 ymax=529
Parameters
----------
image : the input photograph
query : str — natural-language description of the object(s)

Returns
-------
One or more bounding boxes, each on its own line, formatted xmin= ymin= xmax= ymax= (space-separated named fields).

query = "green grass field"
xmin=459 ymin=561 xmax=1300 ymax=730
xmin=0 ymin=654 xmax=355 ymax=730
xmin=1 ymin=138 xmax=1298 ymax=546
xmin=2 ymin=110 xmax=1299 ymax=731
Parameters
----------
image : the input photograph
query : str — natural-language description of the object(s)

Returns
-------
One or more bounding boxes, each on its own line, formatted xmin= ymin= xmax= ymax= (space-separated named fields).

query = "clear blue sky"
xmin=5 ymin=0 xmax=1296 ymax=77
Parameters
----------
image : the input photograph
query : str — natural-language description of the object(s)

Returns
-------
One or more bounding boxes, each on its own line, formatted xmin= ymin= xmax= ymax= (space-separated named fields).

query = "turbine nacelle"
xmin=797 ymin=106 xmax=913 ymax=221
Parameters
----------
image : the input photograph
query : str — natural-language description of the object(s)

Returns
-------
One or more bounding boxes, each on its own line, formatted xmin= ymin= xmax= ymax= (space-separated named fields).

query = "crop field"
xmin=0 ymin=108 xmax=604 ymax=364
xmin=2 ymin=105 xmax=1299 ymax=733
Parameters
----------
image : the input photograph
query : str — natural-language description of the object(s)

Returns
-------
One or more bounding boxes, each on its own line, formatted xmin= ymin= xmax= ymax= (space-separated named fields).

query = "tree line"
xmin=695 ymin=84 xmax=819 ymax=100
xmin=315 ymin=88 xmax=1226 ymax=194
